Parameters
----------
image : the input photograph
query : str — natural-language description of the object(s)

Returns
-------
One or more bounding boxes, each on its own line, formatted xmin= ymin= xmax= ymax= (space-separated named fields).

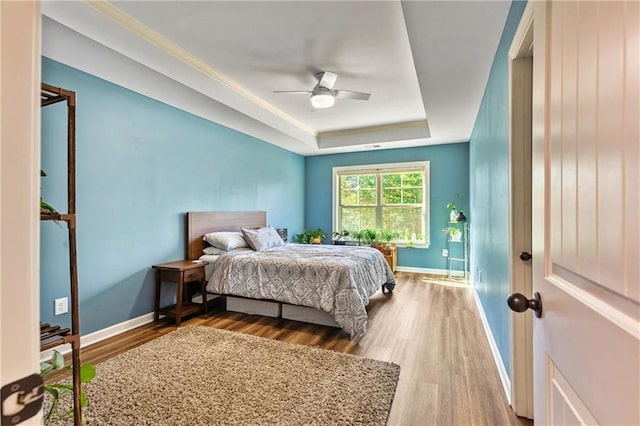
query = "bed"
xmin=186 ymin=211 xmax=396 ymax=337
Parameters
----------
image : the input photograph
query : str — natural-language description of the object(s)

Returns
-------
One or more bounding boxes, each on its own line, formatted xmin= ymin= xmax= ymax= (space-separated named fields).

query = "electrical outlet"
xmin=54 ymin=297 xmax=68 ymax=315
xmin=442 ymin=249 xmax=449 ymax=257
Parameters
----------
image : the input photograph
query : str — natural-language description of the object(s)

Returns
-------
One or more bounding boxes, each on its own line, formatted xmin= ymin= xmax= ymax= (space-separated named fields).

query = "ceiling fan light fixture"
xmin=310 ymin=93 xmax=335 ymax=109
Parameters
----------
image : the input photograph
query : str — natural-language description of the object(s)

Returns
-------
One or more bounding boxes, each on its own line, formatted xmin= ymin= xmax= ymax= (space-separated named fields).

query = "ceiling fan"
xmin=274 ymin=71 xmax=371 ymax=109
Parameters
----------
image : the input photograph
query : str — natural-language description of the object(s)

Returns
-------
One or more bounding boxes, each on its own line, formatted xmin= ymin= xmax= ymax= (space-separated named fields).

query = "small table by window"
xmin=153 ymin=260 xmax=208 ymax=325
xmin=383 ymin=244 xmax=397 ymax=272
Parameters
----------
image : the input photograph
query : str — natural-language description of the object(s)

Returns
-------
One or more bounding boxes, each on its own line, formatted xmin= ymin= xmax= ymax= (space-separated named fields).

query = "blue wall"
xmin=305 ymin=143 xmax=469 ymax=269
xmin=40 ymin=58 xmax=305 ymax=335
xmin=469 ymin=0 xmax=527 ymax=374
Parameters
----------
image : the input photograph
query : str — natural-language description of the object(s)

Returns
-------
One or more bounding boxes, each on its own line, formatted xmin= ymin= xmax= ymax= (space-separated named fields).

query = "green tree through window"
xmin=334 ymin=162 xmax=429 ymax=245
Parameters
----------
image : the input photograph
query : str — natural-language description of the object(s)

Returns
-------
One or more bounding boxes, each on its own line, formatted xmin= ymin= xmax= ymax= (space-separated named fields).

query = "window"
xmin=333 ymin=161 xmax=430 ymax=247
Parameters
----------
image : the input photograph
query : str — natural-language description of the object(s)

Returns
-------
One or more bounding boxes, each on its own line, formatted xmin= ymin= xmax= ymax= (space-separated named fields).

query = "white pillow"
xmin=203 ymin=231 xmax=248 ymax=251
xmin=203 ymin=246 xmax=227 ymax=255
xmin=241 ymin=226 xmax=285 ymax=251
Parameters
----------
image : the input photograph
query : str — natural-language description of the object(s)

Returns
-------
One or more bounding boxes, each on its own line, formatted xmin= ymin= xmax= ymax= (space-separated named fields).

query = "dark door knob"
xmin=519 ymin=251 xmax=532 ymax=261
xmin=507 ymin=292 xmax=543 ymax=318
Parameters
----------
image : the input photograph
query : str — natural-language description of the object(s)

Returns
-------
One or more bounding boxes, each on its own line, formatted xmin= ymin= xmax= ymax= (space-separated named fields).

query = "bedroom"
xmin=3 ymin=1 xmax=638 ymax=425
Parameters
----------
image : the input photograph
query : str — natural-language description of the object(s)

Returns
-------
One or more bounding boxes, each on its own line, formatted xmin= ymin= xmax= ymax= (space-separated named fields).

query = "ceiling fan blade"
xmin=334 ymin=90 xmax=371 ymax=101
xmin=317 ymin=71 xmax=338 ymax=90
xmin=273 ymin=91 xmax=312 ymax=95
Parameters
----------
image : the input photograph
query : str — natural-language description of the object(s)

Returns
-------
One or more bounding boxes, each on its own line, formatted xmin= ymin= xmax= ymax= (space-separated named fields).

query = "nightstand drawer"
xmin=183 ymin=268 xmax=205 ymax=283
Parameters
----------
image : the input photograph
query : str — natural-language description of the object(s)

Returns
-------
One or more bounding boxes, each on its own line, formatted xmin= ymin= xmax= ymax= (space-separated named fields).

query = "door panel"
xmin=548 ymin=0 xmax=639 ymax=302
xmin=539 ymin=276 xmax=638 ymax=424
xmin=595 ymin=2 xmax=626 ymax=297
xmin=548 ymin=359 xmax=598 ymax=426
xmin=575 ymin=1 xmax=598 ymax=283
xmin=533 ymin=1 xmax=639 ymax=424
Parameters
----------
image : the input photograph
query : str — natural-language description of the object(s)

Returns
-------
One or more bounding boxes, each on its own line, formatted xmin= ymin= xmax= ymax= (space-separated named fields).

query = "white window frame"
xmin=332 ymin=161 xmax=430 ymax=248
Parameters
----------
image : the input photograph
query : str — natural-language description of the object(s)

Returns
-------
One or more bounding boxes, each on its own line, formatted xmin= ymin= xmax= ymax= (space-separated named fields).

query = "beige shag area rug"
xmin=48 ymin=325 xmax=400 ymax=425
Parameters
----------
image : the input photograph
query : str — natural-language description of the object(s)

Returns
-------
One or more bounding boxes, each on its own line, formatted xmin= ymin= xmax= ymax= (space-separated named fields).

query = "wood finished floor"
xmin=71 ymin=272 xmax=532 ymax=426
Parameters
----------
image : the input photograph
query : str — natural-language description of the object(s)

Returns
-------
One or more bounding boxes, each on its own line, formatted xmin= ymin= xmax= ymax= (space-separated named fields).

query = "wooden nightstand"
xmin=383 ymin=244 xmax=397 ymax=273
xmin=153 ymin=260 xmax=208 ymax=325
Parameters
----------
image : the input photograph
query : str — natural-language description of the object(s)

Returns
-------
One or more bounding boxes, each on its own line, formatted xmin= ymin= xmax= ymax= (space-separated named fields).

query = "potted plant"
xmin=361 ymin=229 xmax=377 ymax=246
xmin=332 ymin=230 xmax=350 ymax=245
xmin=40 ymin=170 xmax=58 ymax=215
xmin=371 ymin=230 xmax=396 ymax=255
xmin=41 ymin=349 xmax=96 ymax=425
xmin=446 ymin=201 xmax=458 ymax=222
xmin=443 ymin=226 xmax=462 ymax=241
xmin=447 ymin=193 xmax=467 ymax=223
xmin=295 ymin=228 xmax=325 ymax=244
xmin=351 ymin=230 xmax=364 ymax=245
xmin=294 ymin=231 xmax=311 ymax=244
xmin=379 ymin=230 xmax=396 ymax=248
xmin=370 ymin=230 xmax=384 ymax=251
xmin=308 ymin=228 xmax=325 ymax=244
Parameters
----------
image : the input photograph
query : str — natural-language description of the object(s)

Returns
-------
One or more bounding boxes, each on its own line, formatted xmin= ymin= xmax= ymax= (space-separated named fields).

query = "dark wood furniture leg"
xmin=154 ymin=274 xmax=161 ymax=322
xmin=201 ymin=279 xmax=208 ymax=316
xmin=175 ymin=274 xmax=184 ymax=326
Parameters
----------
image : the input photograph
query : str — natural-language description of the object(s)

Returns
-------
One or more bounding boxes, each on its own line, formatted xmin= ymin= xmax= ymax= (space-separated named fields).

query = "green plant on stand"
xmin=443 ymin=226 xmax=461 ymax=241
xmin=446 ymin=192 xmax=461 ymax=222
xmin=379 ymin=230 xmax=396 ymax=248
xmin=331 ymin=230 xmax=350 ymax=245
xmin=40 ymin=350 xmax=96 ymax=425
xmin=351 ymin=230 xmax=364 ymax=245
xmin=40 ymin=170 xmax=58 ymax=215
xmin=361 ymin=229 xmax=377 ymax=245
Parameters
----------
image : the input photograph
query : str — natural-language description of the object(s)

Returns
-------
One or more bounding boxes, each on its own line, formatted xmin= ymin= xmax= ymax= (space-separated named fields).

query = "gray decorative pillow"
xmin=202 ymin=232 xmax=248 ymax=251
xmin=241 ymin=226 xmax=285 ymax=251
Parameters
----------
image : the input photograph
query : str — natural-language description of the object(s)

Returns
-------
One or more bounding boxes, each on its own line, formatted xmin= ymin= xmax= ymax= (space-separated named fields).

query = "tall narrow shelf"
xmin=40 ymin=83 xmax=83 ymax=425
xmin=447 ymin=222 xmax=469 ymax=279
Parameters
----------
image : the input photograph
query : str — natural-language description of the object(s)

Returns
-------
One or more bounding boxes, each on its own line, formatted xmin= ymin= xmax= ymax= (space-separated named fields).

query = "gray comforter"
xmin=207 ymin=244 xmax=396 ymax=337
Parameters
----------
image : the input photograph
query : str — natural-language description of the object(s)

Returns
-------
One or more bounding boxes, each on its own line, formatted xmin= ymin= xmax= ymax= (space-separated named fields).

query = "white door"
xmin=530 ymin=1 xmax=639 ymax=424
xmin=0 ymin=1 xmax=42 ymax=425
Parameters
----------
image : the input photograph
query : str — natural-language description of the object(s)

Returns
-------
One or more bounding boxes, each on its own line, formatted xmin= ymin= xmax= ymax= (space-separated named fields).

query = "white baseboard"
xmin=40 ymin=312 xmax=155 ymax=362
xmin=471 ymin=285 xmax=512 ymax=405
xmin=396 ymin=266 xmax=465 ymax=277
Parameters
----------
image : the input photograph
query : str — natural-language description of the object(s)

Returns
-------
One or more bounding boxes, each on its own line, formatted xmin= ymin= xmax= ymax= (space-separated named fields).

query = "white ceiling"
xmin=41 ymin=1 xmax=510 ymax=156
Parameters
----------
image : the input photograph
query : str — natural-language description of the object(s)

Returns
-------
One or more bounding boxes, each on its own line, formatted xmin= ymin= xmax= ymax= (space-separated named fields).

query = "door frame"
xmin=530 ymin=0 xmax=549 ymax=420
xmin=0 ymin=0 xmax=42 ymax=422
xmin=507 ymin=1 xmax=534 ymax=419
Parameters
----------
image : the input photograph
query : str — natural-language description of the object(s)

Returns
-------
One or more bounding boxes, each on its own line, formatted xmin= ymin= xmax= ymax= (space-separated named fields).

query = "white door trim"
xmin=531 ymin=1 xmax=548 ymax=420
xmin=507 ymin=1 xmax=534 ymax=419
xmin=0 ymin=1 xmax=42 ymax=423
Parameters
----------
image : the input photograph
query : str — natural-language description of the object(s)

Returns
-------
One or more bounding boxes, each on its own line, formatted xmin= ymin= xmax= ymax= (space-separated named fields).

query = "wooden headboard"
xmin=186 ymin=211 xmax=266 ymax=260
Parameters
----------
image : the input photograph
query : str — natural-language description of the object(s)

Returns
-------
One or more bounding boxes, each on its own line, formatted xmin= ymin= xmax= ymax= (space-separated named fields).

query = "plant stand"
xmin=447 ymin=222 xmax=468 ymax=279
xmin=40 ymin=83 xmax=83 ymax=425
